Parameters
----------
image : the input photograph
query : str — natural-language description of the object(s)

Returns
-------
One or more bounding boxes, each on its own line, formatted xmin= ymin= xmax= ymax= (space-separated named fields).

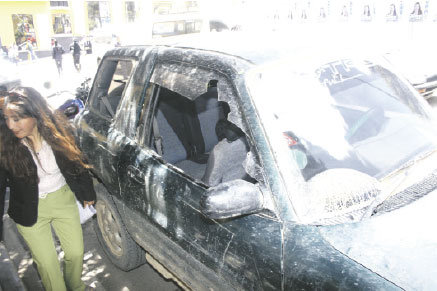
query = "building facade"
xmin=0 ymin=0 xmax=150 ymax=53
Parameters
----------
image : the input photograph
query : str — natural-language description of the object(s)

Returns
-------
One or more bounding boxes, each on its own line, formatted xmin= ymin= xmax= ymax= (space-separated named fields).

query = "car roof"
xmin=150 ymin=32 xmax=307 ymax=65
xmin=109 ymin=31 xmax=379 ymax=68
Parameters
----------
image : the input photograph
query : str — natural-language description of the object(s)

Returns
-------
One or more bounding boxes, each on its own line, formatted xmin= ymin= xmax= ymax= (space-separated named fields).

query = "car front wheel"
xmin=93 ymin=183 xmax=146 ymax=271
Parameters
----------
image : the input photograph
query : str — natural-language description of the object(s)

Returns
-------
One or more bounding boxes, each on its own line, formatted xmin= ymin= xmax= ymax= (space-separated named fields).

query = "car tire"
xmin=93 ymin=183 xmax=146 ymax=271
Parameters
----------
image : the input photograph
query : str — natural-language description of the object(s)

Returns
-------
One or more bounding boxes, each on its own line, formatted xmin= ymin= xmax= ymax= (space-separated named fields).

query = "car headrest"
xmin=215 ymin=119 xmax=244 ymax=142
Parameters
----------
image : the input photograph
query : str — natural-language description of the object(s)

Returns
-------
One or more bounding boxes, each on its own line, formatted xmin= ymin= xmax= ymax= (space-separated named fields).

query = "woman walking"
xmin=72 ymin=40 xmax=81 ymax=72
xmin=0 ymin=87 xmax=96 ymax=291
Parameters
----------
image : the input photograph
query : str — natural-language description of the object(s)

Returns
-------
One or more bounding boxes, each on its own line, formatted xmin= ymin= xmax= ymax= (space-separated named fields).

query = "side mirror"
xmin=200 ymin=180 xmax=264 ymax=220
xmin=64 ymin=105 xmax=79 ymax=118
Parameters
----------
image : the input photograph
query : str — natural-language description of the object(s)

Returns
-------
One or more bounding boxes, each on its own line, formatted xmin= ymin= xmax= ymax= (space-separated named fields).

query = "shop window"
xmin=52 ymin=14 xmax=72 ymax=34
xmin=186 ymin=1 xmax=199 ymax=12
xmin=88 ymin=1 xmax=111 ymax=31
xmin=50 ymin=1 xmax=69 ymax=7
xmin=153 ymin=0 xmax=199 ymax=14
xmin=12 ymin=14 xmax=37 ymax=48
xmin=153 ymin=3 xmax=171 ymax=15
xmin=125 ymin=1 xmax=136 ymax=23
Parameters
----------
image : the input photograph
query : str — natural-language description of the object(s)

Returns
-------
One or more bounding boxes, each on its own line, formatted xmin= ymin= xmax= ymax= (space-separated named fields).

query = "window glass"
xmin=144 ymin=63 xmax=256 ymax=186
xmin=248 ymin=55 xmax=437 ymax=224
xmin=12 ymin=14 xmax=37 ymax=48
xmin=90 ymin=58 xmax=135 ymax=118
xmin=186 ymin=21 xmax=199 ymax=33
xmin=176 ymin=22 xmax=185 ymax=33
xmin=153 ymin=0 xmax=200 ymax=14
xmin=50 ymin=1 xmax=69 ymax=7
xmin=87 ymin=1 xmax=111 ymax=31
xmin=250 ymin=58 xmax=436 ymax=181
xmin=125 ymin=1 xmax=136 ymax=23
xmin=52 ymin=14 xmax=72 ymax=34
xmin=137 ymin=85 xmax=156 ymax=144
xmin=152 ymin=19 xmax=203 ymax=37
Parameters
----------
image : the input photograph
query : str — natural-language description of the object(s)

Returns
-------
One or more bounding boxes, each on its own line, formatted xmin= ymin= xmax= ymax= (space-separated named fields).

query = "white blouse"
xmin=23 ymin=139 xmax=67 ymax=198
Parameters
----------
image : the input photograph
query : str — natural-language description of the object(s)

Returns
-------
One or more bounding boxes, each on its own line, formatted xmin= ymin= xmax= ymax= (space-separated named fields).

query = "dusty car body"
xmin=412 ymin=74 xmax=437 ymax=99
xmin=75 ymin=32 xmax=437 ymax=290
xmin=383 ymin=47 xmax=437 ymax=100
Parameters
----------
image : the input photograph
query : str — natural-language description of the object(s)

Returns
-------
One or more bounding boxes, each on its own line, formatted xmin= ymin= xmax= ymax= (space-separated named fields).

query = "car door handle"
xmin=127 ymin=165 xmax=146 ymax=185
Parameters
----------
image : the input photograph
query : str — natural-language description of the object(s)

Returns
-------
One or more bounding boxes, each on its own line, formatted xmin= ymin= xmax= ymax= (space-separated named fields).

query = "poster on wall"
xmin=408 ymin=0 xmax=425 ymax=21
xmin=12 ymin=14 xmax=37 ymax=48
xmin=359 ymin=0 xmax=376 ymax=22
xmin=383 ymin=0 xmax=402 ymax=21
xmin=270 ymin=0 xmax=294 ymax=24
xmin=331 ymin=1 xmax=352 ymax=21
xmin=311 ymin=0 xmax=329 ymax=21
xmin=290 ymin=0 xmax=311 ymax=22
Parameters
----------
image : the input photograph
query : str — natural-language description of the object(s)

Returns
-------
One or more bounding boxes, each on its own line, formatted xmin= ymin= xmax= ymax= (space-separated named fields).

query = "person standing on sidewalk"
xmin=8 ymin=43 xmax=19 ymax=65
xmin=52 ymin=41 xmax=64 ymax=76
xmin=25 ymin=40 xmax=37 ymax=61
xmin=72 ymin=40 xmax=81 ymax=72
xmin=0 ymin=87 xmax=96 ymax=291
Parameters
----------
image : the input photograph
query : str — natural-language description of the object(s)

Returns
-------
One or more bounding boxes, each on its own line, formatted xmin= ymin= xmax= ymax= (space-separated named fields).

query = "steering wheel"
xmin=346 ymin=107 xmax=383 ymax=142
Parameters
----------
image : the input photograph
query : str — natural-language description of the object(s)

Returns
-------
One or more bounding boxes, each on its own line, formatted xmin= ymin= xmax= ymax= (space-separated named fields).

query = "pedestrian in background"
xmin=52 ymin=41 xmax=64 ymax=76
xmin=8 ymin=43 xmax=19 ymax=65
xmin=0 ymin=87 xmax=96 ymax=291
xmin=72 ymin=40 xmax=81 ymax=72
xmin=84 ymin=37 xmax=92 ymax=54
xmin=25 ymin=40 xmax=37 ymax=61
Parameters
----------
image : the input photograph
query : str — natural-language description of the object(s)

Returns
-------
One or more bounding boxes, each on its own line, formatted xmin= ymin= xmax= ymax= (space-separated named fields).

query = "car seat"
xmin=202 ymin=119 xmax=249 ymax=187
xmin=194 ymin=86 xmax=225 ymax=153
xmin=99 ymin=83 xmax=125 ymax=117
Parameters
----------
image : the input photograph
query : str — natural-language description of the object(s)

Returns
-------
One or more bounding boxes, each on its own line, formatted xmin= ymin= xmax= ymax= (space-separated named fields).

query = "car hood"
xmin=319 ymin=189 xmax=437 ymax=290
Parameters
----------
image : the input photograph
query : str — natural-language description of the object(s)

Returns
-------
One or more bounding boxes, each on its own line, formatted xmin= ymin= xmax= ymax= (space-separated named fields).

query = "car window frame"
xmin=136 ymin=58 xmax=264 ymax=186
xmin=88 ymin=55 xmax=139 ymax=121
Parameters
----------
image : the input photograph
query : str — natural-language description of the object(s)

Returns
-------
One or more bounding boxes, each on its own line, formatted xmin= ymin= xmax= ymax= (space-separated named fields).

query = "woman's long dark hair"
xmin=0 ymin=87 xmax=88 ymax=181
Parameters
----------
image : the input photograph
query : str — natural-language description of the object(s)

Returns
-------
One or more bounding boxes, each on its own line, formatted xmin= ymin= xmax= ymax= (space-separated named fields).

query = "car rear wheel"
xmin=93 ymin=183 xmax=146 ymax=271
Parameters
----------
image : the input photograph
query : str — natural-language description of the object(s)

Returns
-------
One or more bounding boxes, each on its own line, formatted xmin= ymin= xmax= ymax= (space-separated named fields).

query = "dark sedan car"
xmin=75 ymin=32 xmax=437 ymax=290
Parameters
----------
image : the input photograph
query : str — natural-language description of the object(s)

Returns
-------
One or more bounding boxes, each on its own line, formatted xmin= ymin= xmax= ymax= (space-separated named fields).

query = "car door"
xmin=117 ymin=55 xmax=283 ymax=290
xmin=76 ymin=54 xmax=139 ymax=198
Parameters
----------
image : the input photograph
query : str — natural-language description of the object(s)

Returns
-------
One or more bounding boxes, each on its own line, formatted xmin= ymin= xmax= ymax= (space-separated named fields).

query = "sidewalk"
xmin=18 ymin=52 xmax=99 ymax=99
xmin=0 ymin=189 xmax=31 ymax=291
xmin=1 ymin=193 xmax=105 ymax=291
xmin=0 ymin=241 xmax=26 ymax=291
xmin=2 ymin=213 xmax=44 ymax=291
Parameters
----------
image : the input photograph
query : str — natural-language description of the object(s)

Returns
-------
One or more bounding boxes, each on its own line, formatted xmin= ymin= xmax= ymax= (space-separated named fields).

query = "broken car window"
xmin=145 ymin=66 xmax=256 ymax=186
xmin=89 ymin=58 xmax=136 ymax=119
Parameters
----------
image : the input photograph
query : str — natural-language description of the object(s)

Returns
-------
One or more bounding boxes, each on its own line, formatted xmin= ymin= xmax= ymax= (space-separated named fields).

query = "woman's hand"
xmin=83 ymin=200 xmax=95 ymax=208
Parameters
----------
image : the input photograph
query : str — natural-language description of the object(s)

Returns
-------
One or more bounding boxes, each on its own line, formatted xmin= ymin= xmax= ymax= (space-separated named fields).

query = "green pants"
xmin=16 ymin=184 xmax=85 ymax=291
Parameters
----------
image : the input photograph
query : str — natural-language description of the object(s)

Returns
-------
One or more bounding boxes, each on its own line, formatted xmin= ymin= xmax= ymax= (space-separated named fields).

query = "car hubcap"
xmin=96 ymin=201 xmax=123 ymax=257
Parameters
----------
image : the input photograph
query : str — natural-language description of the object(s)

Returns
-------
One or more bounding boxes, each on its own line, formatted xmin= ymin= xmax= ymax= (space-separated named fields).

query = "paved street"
xmin=19 ymin=52 xmax=99 ymax=98
xmin=3 ymin=208 xmax=180 ymax=291
xmin=1 ymin=54 xmax=181 ymax=291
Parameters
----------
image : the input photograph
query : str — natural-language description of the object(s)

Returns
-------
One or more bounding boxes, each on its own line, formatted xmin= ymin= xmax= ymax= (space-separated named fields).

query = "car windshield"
xmin=247 ymin=56 xmax=437 ymax=223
